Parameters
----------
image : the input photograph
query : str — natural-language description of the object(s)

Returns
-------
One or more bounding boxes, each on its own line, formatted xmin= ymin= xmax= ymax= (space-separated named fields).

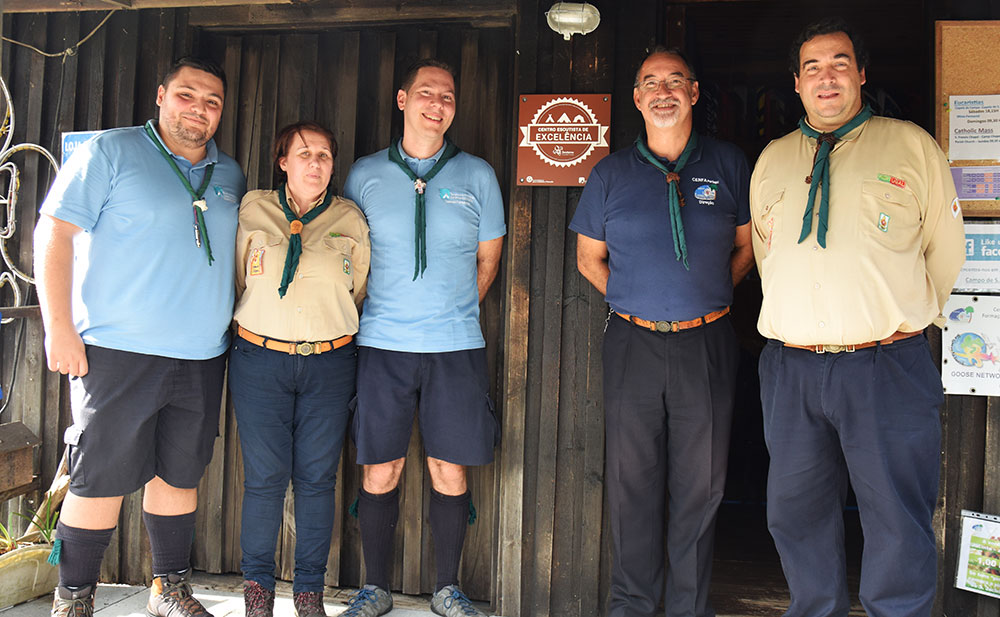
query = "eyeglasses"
xmin=636 ymin=77 xmax=695 ymax=92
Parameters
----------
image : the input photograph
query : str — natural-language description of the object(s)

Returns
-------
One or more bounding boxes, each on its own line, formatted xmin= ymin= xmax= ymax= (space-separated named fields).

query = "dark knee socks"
xmin=55 ymin=521 xmax=115 ymax=589
xmin=143 ymin=510 xmax=196 ymax=577
xmin=358 ymin=487 xmax=399 ymax=591
xmin=429 ymin=489 xmax=470 ymax=592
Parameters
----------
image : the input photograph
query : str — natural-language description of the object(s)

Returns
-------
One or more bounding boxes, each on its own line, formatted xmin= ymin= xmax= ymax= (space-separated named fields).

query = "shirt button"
xmin=814 ymin=283 xmax=821 ymax=289
xmin=297 ymin=307 xmax=302 ymax=313
xmin=884 ymin=193 xmax=891 ymax=199
xmin=819 ymin=321 xmax=825 ymax=328
xmin=813 ymin=246 xmax=818 ymax=251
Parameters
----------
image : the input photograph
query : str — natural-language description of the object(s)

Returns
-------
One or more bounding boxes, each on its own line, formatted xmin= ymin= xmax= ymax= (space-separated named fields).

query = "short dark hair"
xmin=272 ymin=121 xmax=338 ymax=182
xmin=162 ymin=56 xmax=227 ymax=93
xmin=789 ymin=17 xmax=869 ymax=76
xmin=633 ymin=45 xmax=697 ymax=87
xmin=399 ymin=58 xmax=456 ymax=93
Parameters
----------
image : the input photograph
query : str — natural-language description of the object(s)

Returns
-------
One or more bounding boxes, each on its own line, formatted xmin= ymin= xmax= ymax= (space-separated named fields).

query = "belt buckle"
xmin=655 ymin=320 xmax=679 ymax=333
xmin=295 ymin=342 xmax=314 ymax=356
xmin=820 ymin=344 xmax=853 ymax=354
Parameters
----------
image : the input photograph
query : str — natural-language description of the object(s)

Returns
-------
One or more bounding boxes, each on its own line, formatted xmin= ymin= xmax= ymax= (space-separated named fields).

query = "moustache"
xmin=648 ymin=97 xmax=679 ymax=110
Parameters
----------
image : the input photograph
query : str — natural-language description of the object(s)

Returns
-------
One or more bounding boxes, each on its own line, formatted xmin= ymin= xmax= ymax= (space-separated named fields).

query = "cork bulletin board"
xmin=936 ymin=21 xmax=1000 ymax=217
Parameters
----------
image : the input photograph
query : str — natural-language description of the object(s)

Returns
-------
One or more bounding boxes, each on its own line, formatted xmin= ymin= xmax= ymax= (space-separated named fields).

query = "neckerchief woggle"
xmin=634 ymin=131 xmax=698 ymax=270
xmin=143 ymin=120 xmax=216 ymax=265
xmin=387 ymin=137 xmax=461 ymax=279
xmin=276 ymin=184 xmax=334 ymax=298
xmin=797 ymin=104 xmax=873 ymax=248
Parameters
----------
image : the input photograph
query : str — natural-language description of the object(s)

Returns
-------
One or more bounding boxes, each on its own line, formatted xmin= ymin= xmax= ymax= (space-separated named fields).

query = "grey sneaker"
xmin=430 ymin=585 xmax=487 ymax=617
xmin=51 ymin=585 xmax=95 ymax=617
xmin=340 ymin=585 xmax=392 ymax=617
xmin=145 ymin=568 xmax=212 ymax=617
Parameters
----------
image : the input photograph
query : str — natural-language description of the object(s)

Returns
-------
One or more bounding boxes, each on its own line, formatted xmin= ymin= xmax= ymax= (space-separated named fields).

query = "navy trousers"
xmin=759 ymin=335 xmax=943 ymax=617
xmin=603 ymin=315 xmax=738 ymax=617
xmin=229 ymin=338 xmax=356 ymax=592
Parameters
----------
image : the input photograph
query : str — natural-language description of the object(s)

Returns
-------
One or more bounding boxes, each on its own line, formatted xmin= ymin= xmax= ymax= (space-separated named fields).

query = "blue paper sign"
xmin=61 ymin=130 xmax=103 ymax=166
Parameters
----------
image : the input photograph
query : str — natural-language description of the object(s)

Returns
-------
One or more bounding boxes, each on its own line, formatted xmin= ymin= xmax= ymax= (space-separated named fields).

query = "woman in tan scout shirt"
xmin=229 ymin=121 xmax=370 ymax=617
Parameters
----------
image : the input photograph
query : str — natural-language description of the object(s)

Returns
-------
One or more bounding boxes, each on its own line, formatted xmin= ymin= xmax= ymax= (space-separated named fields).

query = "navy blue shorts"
xmin=65 ymin=345 xmax=225 ymax=498
xmin=352 ymin=347 xmax=499 ymax=466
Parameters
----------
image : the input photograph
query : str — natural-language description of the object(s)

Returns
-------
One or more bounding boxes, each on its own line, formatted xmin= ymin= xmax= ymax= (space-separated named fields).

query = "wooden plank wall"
xmin=0 ymin=8 xmax=513 ymax=599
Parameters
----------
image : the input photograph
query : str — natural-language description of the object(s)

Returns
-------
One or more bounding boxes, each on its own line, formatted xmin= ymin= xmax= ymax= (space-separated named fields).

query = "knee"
xmin=363 ymin=459 xmax=404 ymax=493
xmin=427 ymin=457 xmax=466 ymax=495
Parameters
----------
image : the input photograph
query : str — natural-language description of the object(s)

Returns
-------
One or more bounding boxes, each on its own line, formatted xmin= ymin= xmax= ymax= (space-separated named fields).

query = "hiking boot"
xmin=430 ymin=585 xmax=487 ymax=617
xmin=340 ymin=585 xmax=392 ymax=617
xmin=51 ymin=585 xmax=95 ymax=617
xmin=243 ymin=580 xmax=275 ymax=617
xmin=293 ymin=591 xmax=326 ymax=617
xmin=145 ymin=568 xmax=211 ymax=617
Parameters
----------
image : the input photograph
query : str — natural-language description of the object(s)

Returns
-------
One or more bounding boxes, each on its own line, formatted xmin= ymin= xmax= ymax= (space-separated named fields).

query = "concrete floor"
xmin=1 ymin=572 xmax=486 ymax=617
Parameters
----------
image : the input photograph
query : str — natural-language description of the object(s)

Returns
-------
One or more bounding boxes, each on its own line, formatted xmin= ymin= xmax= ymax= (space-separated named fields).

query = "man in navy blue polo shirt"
xmin=35 ymin=57 xmax=244 ymax=617
xmin=570 ymin=46 xmax=752 ymax=617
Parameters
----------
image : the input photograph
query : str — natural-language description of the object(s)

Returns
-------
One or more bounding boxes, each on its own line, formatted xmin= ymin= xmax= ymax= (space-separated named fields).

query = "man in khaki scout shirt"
xmin=750 ymin=17 xmax=965 ymax=617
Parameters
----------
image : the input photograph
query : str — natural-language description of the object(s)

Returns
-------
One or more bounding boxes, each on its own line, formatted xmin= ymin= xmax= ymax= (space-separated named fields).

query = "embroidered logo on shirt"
xmin=952 ymin=197 xmax=962 ymax=219
xmin=343 ymin=258 xmax=351 ymax=275
xmin=249 ymin=247 xmax=265 ymax=276
xmin=694 ymin=184 xmax=717 ymax=204
xmin=877 ymin=173 xmax=906 ymax=189
xmin=438 ymin=188 xmax=476 ymax=206
xmin=213 ymin=185 xmax=240 ymax=203
xmin=877 ymin=212 xmax=891 ymax=233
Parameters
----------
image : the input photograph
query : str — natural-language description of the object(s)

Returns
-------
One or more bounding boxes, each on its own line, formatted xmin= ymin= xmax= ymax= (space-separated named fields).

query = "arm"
xmin=476 ymin=237 xmax=503 ymax=302
xmin=353 ymin=217 xmax=371 ymax=311
xmin=730 ymin=222 xmax=754 ymax=285
xmin=576 ymin=234 xmax=610 ymax=297
xmin=33 ymin=214 xmax=87 ymax=376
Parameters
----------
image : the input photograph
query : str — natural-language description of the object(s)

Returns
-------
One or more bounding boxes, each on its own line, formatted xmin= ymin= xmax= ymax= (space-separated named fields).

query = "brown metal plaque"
xmin=517 ymin=94 xmax=611 ymax=187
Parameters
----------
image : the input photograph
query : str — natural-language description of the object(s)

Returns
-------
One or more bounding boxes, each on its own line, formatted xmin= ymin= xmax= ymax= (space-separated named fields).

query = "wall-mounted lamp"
xmin=545 ymin=2 xmax=601 ymax=41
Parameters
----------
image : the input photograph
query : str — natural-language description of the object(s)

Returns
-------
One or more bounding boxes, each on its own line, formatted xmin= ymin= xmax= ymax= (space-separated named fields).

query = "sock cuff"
xmin=142 ymin=510 xmax=197 ymax=524
xmin=360 ymin=486 xmax=400 ymax=503
xmin=430 ymin=489 xmax=471 ymax=505
xmin=55 ymin=520 xmax=116 ymax=543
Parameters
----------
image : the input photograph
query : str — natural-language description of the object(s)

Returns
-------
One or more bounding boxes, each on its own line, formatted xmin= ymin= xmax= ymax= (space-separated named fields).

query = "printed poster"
xmin=61 ymin=130 xmax=103 ymax=166
xmin=949 ymin=95 xmax=1000 ymax=161
xmin=956 ymin=510 xmax=1000 ymax=599
xmin=941 ymin=294 xmax=1000 ymax=397
xmin=955 ymin=222 xmax=1000 ymax=293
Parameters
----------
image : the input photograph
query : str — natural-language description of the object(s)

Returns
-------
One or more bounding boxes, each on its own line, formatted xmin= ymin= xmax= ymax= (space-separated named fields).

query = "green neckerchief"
xmin=277 ymin=183 xmax=334 ymax=298
xmin=634 ymin=131 xmax=698 ymax=270
xmin=797 ymin=104 xmax=874 ymax=248
xmin=143 ymin=120 xmax=216 ymax=265
xmin=387 ymin=137 xmax=461 ymax=279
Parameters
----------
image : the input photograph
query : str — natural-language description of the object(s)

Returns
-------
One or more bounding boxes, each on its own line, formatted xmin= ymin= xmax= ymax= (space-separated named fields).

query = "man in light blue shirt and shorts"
xmin=34 ymin=57 xmax=245 ymax=617
xmin=342 ymin=58 xmax=505 ymax=617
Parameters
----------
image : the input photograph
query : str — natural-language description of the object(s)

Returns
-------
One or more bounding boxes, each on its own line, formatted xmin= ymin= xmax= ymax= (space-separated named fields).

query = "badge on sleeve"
xmin=951 ymin=197 xmax=962 ymax=219
xmin=249 ymin=247 xmax=265 ymax=276
xmin=343 ymin=258 xmax=351 ymax=275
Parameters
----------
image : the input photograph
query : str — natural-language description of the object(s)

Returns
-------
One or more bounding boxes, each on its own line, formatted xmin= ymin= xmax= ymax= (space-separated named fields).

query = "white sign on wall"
xmin=941 ymin=294 xmax=1000 ymax=396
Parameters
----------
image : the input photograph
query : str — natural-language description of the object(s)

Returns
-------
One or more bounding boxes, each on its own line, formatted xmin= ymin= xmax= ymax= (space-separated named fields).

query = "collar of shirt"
xmin=398 ymin=140 xmax=448 ymax=177
xmin=802 ymin=116 xmax=870 ymax=146
xmin=285 ymin=189 xmax=329 ymax=216
xmin=630 ymin=135 xmax=704 ymax=169
xmin=143 ymin=122 xmax=220 ymax=170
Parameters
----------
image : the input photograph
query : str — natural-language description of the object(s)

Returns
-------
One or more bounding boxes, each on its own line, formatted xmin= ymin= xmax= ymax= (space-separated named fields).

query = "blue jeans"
xmin=229 ymin=337 xmax=356 ymax=592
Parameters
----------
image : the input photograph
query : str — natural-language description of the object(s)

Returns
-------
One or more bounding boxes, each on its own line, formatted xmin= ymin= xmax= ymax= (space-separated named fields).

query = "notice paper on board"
xmin=950 ymin=95 xmax=1000 ymax=161
xmin=956 ymin=510 xmax=1000 ymax=599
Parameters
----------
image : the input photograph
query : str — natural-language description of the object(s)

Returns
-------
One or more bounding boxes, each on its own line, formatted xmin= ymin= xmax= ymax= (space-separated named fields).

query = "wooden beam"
xmin=189 ymin=1 xmax=516 ymax=29
xmin=3 ymin=0 xmax=286 ymax=13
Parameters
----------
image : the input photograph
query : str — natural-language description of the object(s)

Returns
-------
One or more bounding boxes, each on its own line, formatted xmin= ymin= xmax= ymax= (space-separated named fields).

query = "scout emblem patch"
xmin=952 ymin=197 xmax=962 ymax=219
xmin=877 ymin=173 xmax=906 ymax=188
xmin=343 ymin=258 xmax=351 ymax=275
xmin=249 ymin=247 xmax=265 ymax=276
xmin=878 ymin=212 xmax=891 ymax=233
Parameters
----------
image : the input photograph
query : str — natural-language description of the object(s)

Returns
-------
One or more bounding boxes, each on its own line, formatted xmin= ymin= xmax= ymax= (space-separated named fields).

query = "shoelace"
xmin=59 ymin=597 xmax=93 ymax=617
xmin=442 ymin=589 xmax=480 ymax=616
xmin=160 ymin=580 xmax=207 ymax=616
xmin=342 ymin=588 xmax=378 ymax=617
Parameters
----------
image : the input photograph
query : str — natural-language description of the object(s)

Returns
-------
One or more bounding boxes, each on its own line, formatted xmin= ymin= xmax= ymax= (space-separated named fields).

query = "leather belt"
xmin=237 ymin=325 xmax=352 ymax=356
xmin=783 ymin=329 xmax=922 ymax=354
xmin=616 ymin=307 xmax=730 ymax=334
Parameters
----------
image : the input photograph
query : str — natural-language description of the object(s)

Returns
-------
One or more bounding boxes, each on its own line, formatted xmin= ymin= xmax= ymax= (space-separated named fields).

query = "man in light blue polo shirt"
xmin=342 ymin=58 xmax=505 ymax=617
xmin=34 ymin=57 xmax=244 ymax=617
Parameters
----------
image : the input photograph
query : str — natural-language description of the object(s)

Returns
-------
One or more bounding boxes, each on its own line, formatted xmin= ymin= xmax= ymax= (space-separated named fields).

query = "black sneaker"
xmin=145 ymin=568 xmax=212 ymax=617
xmin=51 ymin=585 xmax=95 ymax=617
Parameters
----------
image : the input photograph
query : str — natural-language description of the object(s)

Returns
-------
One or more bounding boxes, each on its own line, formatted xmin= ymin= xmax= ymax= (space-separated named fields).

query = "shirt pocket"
xmin=754 ymin=188 xmax=785 ymax=251
xmin=246 ymin=233 xmax=284 ymax=280
xmin=323 ymin=235 xmax=359 ymax=286
xmin=859 ymin=180 xmax=920 ymax=252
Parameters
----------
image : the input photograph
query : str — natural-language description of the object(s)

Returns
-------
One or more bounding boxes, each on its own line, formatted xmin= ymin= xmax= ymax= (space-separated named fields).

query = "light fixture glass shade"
xmin=545 ymin=2 xmax=601 ymax=41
